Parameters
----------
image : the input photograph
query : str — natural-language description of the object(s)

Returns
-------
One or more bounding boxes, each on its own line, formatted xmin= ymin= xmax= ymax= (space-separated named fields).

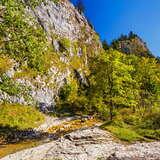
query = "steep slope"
xmin=0 ymin=0 xmax=101 ymax=108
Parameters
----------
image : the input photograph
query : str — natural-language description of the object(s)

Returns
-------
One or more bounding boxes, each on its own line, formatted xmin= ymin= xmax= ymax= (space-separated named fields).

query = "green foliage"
xmin=59 ymin=38 xmax=71 ymax=52
xmin=134 ymin=57 xmax=160 ymax=110
xmin=54 ymin=42 xmax=160 ymax=141
xmin=140 ymin=111 xmax=160 ymax=130
xmin=70 ymin=55 xmax=82 ymax=69
xmin=0 ymin=0 xmax=160 ymax=143
xmin=0 ymin=74 xmax=32 ymax=103
xmin=0 ymin=0 xmax=51 ymax=73
xmin=52 ymin=0 xmax=60 ymax=4
xmin=86 ymin=48 xmax=160 ymax=141
xmin=102 ymin=40 xmax=109 ymax=50
xmin=26 ymin=0 xmax=45 ymax=8
xmin=100 ymin=115 xmax=143 ymax=142
xmin=19 ymin=0 xmax=60 ymax=8
xmin=0 ymin=75 xmax=22 ymax=96
xmin=57 ymin=77 xmax=89 ymax=115
xmin=0 ymin=103 xmax=44 ymax=130
xmin=101 ymin=107 xmax=160 ymax=142
xmin=0 ymin=55 xmax=13 ymax=74
xmin=93 ymin=34 xmax=100 ymax=43
xmin=104 ymin=125 xmax=142 ymax=142
xmin=89 ymin=49 xmax=138 ymax=120
xmin=136 ymin=129 xmax=160 ymax=140
xmin=59 ymin=84 xmax=73 ymax=101
xmin=14 ymin=67 xmax=38 ymax=80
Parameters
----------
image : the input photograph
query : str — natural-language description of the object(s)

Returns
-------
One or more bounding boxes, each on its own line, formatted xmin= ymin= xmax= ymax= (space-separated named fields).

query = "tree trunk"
xmin=109 ymin=101 xmax=114 ymax=121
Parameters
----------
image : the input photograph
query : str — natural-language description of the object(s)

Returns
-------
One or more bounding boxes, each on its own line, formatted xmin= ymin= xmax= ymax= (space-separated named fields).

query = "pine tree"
xmin=102 ymin=40 xmax=109 ymax=50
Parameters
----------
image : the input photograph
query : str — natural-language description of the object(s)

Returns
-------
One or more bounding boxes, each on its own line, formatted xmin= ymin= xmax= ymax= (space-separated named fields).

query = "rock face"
xmin=0 ymin=0 xmax=101 ymax=108
xmin=111 ymin=32 xmax=153 ymax=57
xmin=29 ymin=0 xmax=94 ymax=41
xmin=1 ymin=126 xmax=160 ymax=160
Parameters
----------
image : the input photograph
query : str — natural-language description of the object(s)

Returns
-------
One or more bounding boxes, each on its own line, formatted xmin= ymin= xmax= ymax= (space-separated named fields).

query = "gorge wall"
xmin=0 ymin=0 xmax=101 ymax=108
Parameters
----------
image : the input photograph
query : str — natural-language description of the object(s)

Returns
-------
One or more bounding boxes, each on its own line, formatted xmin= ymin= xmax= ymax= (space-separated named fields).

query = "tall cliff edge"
xmin=0 ymin=0 xmax=102 ymax=108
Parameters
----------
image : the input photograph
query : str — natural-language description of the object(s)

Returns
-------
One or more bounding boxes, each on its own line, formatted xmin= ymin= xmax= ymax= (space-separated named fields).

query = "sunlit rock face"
xmin=111 ymin=34 xmax=152 ymax=57
xmin=31 ymin=0 xmax=88 ymax=40
xmin=0 ymin=0 xmax=101 ymax=108
xmin=26 ymin=0 xmax=100 ymax=43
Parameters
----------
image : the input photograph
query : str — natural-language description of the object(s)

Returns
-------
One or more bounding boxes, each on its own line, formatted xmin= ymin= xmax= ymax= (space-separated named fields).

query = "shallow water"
xmin=0 ymin=140 xmax=41 ymax=158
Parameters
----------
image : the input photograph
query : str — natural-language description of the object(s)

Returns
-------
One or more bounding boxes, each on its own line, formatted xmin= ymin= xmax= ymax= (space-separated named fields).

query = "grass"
xmin=14 ymin=68 xmax=38 ymax=80
xmin=136 ymin=129 xmax=160 ymax=140
xmin=101 ymin=112 xmax=160 ymax=142
xmin=0 ymin=75 xmax=22 ymax=96
xmin=0 ymin=103 xmax=44 ymax=130
xmin=0 ymin=103 xmax=45 ymax=157
xmin=103 ymin=125 xmax=143 ymax=142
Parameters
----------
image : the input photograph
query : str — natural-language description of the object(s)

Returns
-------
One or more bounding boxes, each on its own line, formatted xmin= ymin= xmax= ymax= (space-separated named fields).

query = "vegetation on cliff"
xmin=0 ymin=0 xmax=160 ymax=143
xmin=0 ymin=103 xmax=44 ymax=130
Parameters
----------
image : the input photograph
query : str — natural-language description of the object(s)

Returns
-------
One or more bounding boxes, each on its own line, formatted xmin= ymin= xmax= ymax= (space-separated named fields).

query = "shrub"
xmin=59 ymin=38 xmax=71 ymax=52
xmin=140 ymin=112 xmax=160 ymax=130
xmin=70 ymin=55 xmax=82 ymax=69
xmin=59 ymin=84 xmax=72 ymax=101
xmin=0 ymin=75 xmax=22 ymax=96
xmin=0 ymin=103 xmax=44 ymax=130
xmin=0 ymin=0 xmax=50 ymax=73
xmin=52 ymin=0 xmax=60 ymax=4
xmin=0 ymin=55 xmax=13 ymax=74
xmin=14 ymin=67 xmax=38 ymax=80
xmin=123 ymin=114 xmax=140 ymax=125
xmin=137 ymin=129 xmax=160 ymax=140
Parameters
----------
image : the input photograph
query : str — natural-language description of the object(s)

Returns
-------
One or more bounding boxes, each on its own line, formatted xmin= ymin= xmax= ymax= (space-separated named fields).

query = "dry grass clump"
xmin=0 ymin=55 xmax=13 ymax=74
xmin=48 ymin=118 xmax=100 ymax=136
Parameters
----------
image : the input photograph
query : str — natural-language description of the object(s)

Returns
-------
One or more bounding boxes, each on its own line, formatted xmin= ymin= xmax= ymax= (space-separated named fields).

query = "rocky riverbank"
xmin=1 ymin=117 xmax=160 ymax=160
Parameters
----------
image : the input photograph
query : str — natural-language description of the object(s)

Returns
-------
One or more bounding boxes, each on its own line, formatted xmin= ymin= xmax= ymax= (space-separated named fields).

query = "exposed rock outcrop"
xmin=1 ymin=126 xmax=160 ymax=160
xmin=111 ymin=32 xmax=153 ymax=57
xmin=0 ymin=0 xmax=101 ymax=108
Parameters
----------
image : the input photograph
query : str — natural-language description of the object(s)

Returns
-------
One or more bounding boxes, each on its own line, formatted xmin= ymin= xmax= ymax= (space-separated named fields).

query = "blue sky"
xmin=71 ymin=0 xmax=160 ymax=56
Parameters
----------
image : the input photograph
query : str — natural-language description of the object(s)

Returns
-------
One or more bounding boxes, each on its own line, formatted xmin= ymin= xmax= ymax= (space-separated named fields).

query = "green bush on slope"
xmin=0 ymin=103 xmax=44 ymax=130
xmin=100 ymin=109 xmax=160 ymax=142
xmin=0 ymin=55 xmax=13 ymax=74
xmin=0 ymin=0 xmax=51 ymax=73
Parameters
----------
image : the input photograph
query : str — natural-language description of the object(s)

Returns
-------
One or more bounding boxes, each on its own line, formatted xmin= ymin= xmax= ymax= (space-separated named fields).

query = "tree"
xmin=89 ymin=49 xmax=137 ymax=120
xmin=76 ymin=0 xmax=85 ymax=14
xmin=134 ymin=57 xmax=160 ymax=113
xmin=128 ymin=31 xmax=137 ymax=39
xmin=102 ymin=40 xmax=109 ymax=50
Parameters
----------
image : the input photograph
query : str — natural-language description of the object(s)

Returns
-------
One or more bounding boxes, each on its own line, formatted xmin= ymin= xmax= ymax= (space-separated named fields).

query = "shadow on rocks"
xmin=0 ymin=125 xmax=59 ymax=145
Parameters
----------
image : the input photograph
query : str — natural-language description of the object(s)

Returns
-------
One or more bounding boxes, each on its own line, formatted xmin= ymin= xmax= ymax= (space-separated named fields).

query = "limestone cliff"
xmin=0 ymin=0 xmax=101 ymax=108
